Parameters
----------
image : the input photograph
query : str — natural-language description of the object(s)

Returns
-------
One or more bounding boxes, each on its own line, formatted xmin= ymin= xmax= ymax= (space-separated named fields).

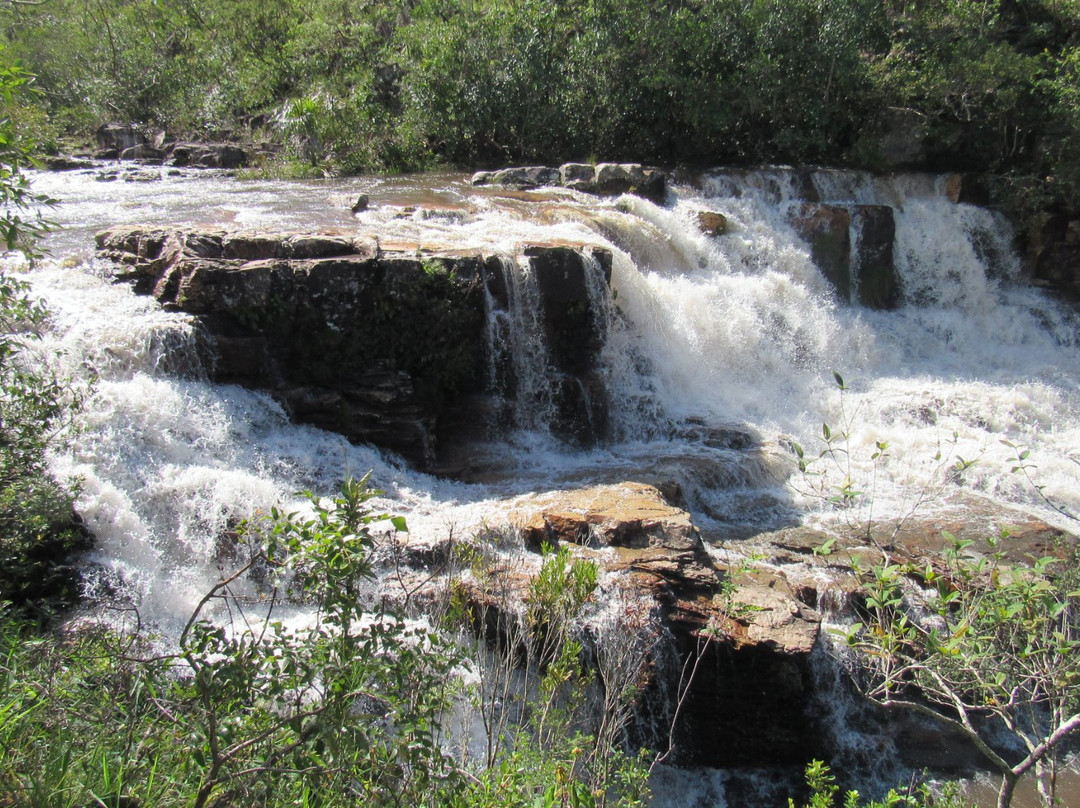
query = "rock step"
xmin=96 ymin=225 xmax=615 ymax=468
xmin=472 ymin=162 xmax=667 ymax=203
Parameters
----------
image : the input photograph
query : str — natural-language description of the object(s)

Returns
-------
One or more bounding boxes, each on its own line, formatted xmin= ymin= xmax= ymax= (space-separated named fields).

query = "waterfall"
xmin=17 ymin=164 xmax=1080 ymax=805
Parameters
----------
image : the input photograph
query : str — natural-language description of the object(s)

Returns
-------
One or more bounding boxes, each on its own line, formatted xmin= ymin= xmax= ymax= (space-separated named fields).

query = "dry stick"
xmin=650 ymin=625 xmax=713 ymax=773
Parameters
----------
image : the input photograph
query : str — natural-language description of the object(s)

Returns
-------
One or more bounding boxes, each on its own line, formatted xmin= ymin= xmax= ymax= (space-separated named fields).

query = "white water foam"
xmin=16 ymin=166 xmax=1080 ymax=805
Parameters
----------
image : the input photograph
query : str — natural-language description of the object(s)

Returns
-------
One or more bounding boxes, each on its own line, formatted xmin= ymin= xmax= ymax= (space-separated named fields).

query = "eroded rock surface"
xmin=430 ymin=483 xmax=1079 ymax=769
xmin=97 ymin=225 xmax=614 ymax=467
xmin=473 ymin=162 xmax=667 ymax=203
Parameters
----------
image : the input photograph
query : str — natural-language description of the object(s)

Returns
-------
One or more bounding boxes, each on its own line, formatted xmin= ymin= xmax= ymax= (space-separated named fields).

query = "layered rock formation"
xmin=483 ymin=485 xmax=1076 ymax=769
xmin=94 ymin=123 xmax=249 ymax=168
xmin=506 ymin=482 xmax=825 ymax=767
xmin=472 ymin=162 xmax=668 ymax=203
xmin=96 ymin=225 xmax=613 ymax=467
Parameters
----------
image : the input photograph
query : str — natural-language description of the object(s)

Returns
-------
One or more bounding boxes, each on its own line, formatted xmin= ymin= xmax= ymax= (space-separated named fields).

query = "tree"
xmin=0 ymin=47 xmax=86 ymax=623
xmin=837 ymin=533 xmax=1080 ymax=808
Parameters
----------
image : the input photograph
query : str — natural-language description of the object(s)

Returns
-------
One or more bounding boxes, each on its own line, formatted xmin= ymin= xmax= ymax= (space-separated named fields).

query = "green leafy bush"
xmin=0 ymin=50 xmax=86 ymax=624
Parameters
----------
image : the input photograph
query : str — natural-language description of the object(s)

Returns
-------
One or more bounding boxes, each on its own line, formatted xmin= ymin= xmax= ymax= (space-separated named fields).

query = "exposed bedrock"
xmin=429 ymin=483 xmax=1076 ymax=770
xmin=94 ymin=123 xmax=250 ymax=168
xmin=1027 ymin=211 xmax=1080 ymax=297
xmin=96 ymin=225 xmax=613 ymax=468
xmin=472 ymin=162 xmax=668 ymax=203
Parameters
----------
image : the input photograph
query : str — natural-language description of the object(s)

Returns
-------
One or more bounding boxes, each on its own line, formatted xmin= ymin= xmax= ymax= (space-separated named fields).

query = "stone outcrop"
xmin=790 ymin=203 xmax=853 ymax=302
xmin=168 ymin=143 xmax=248 ymax=169
xmin=95 ymin=123 xmax=144 ymax=155
xmin=91 ymin=123 xmax=249 ymax=168
xmin=472 ymin=162 xmax=667 ymax=203
xmin=462 ymin=483 xmax=1078 ymax=770
xmin=96 ymin=225 xmax=614 ymax=467
xmin=507 ymin=482 xmax=825 ymax=767
xmin=851 ymin=204 xmax=898 ymax=309
xmin=788 ymin=202 xmax=899 ymax=310
xmin=696 ymin=210 xmax=730 ymax=237
xmin=1027 ymin=212 xmax=1080 ymax=297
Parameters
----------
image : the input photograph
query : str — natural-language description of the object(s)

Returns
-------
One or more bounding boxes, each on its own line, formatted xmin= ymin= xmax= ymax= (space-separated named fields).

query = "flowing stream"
xmin=16 ymin=163 xmax=1080 ymax=806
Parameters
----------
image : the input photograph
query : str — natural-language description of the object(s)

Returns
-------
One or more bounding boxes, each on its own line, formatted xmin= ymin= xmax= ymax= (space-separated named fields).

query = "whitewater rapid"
xmin=17 ymin=165 xmax=1080 ymax=634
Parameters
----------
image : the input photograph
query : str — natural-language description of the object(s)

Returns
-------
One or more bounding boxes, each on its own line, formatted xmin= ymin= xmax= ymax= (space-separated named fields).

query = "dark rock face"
xmin=509 ymin=483 xmax=824 ymax=767
xmin=169 ymin=143 xmax=248 ymax=169
xmin=696 ymin=210 xmax=730 ymax=237
xmin=97 ymin=225 xmax=614 ymax=466
xmin=851 ymin=205 xmax=898 ymax=310
xmin=96 ymin=123 xmax=144 ymax=155
xmin=1027 ymin=213 xmax=1080 ymax=296
xmin=787 ymin=202 xmax=901 ymax=309
xmin=473 ymin=162 xmax=667 ymax=203
xmin=90 ymin=123 xmax=249 ymax=169
xmin=790 ymin=203 xmax=853 ymax=302
xmin=943 ymin=173 xmax=990 ymax=206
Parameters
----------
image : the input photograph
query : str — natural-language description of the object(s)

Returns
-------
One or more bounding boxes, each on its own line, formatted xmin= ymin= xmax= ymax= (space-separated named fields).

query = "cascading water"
xmin=17 ymin=163 xmax=1080 ymax=805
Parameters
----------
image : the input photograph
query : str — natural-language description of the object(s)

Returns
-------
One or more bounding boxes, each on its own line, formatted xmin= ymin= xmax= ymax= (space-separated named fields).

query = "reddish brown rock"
xmin=696 ymin=210 xmax=730 ymax=237
xmin=789 ymin=203 xmax=852 ymax=302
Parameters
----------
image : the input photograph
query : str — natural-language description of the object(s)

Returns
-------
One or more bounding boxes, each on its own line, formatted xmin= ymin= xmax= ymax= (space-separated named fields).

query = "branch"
xmin=1012 ymin=713 xmax=1080 ymax=780
xmin=878 ymin=696 xmax=1012 ymax=775
xmin=180 ymin=557 xmax=259 ymax=649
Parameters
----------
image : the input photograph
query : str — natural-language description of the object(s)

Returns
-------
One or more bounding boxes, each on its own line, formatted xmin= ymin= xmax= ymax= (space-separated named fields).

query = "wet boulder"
xmin=95 ymin=123 xmax=145 ymax=156
xmin=789 ymin=203 xmax=852 ymax=302
xmin=696 ymin=210 xmax=730 ymax=237
xmin=509 ymin=482 xmax=825 ymax=766
xmin=471 ymin=166 xmax=561 ymax=188
xmin=168 ymin=143 xmax=248 ymax=169
xmin=851 ymin=204 xmax=898 ymax=309
xmin=1027 ymin=212 xmax=1080 ymax=297
xmin=943 ymin=173 xmax=990 ymax=206
xmin=96 ymin=225 xmax=614 ymax=468
xmin=119 ymin=144 xmax=166 ymax=163
xmin=473 ymin=163 xmax=668 ymax=202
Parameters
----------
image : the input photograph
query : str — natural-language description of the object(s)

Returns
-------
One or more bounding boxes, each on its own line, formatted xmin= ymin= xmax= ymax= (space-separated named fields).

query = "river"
xmin=15 ymin=163 xmax=1080 ymax=806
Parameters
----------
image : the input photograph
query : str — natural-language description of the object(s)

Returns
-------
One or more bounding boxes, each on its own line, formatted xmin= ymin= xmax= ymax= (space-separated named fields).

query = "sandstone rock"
xmin=512 ymin=482 xmax=700 ymax=552
xmin=504 ymin=481 xmax=827 ymax=766
xmin=96 ymin=225 xmax=614 ymax=467
xmin=1027 ymin=212 xmax=1080 ymax=296
xmin=851 ymin=204 xmax=898 ymax=309
xmin=471 ymin=166 xmax=560 ymax=188
xmin=696 ymin=210 xmax=730 ymax=237
xmin=119 ymin=144 xmax=165 ymax=162
xmin=592 ymin=163 xmax=667 ymax=203
xmin=169 ymin=143 xmax=248 ymax=169
xmin=560 ymin=163 xmax=595 ymax=188
xmin=473 ymin=163 xmax=668 ymax=202
xmin=96 ymin=123 xmax=144 ymax=154
xmin=943 ymin=173 xmax=990 ymax=206
xmin=525 ymin=244 xmax=612 ymax=375
xmin=790 ymin=203 xmax=852 ymax=302
xmin=42 ymin=154 xmax=96 ymax=171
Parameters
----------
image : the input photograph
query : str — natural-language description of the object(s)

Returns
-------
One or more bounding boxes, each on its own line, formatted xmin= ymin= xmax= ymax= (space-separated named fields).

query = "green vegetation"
xmin=0 ymin=480 xmax=652 ymax=807
xmin=837 ymin=538 xmax=1080 ymax=808
xmin=0 ymin=1 xmax=1078 ymax=212
xmin=797 ymin=372 xmax=1080 ymax=808
xmin=0 ymin=47 xmax=87 ymax=625
xmin=789 ymin=760 xmax=965 ymax=808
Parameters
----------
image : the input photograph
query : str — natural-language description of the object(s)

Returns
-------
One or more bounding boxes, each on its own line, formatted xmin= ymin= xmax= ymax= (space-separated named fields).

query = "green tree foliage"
xmin=4 ymin=0 xmax=1080 ymax=198
xmin=0 ymin=48 xmax=87 ymax=624
xmin=839 ymin=535 xmax=1080 ymax=808
xmin=0 ymin=480 xmax=652 ymax=807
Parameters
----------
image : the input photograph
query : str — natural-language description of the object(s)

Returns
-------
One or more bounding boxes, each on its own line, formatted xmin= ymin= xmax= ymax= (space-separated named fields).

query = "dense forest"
xmin=2 ymin=0 xmax=1079 ymax=220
